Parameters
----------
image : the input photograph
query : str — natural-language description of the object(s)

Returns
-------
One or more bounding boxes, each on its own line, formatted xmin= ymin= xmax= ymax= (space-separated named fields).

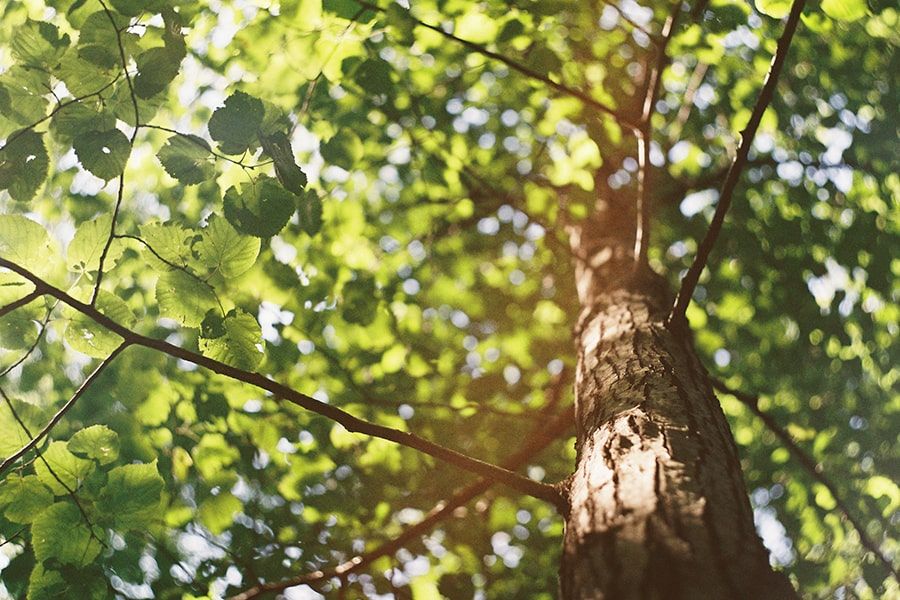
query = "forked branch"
xmin=0 ymin=344 xmax=128 ymax=474
xmin=668 ymin=0 xmax=806 ymax=324
xmin=0 ymin=257 xmax=564 ymax=509
xmin=352 ymin=0 xmax=639 ymax=129
xmin=231 ymin=403 xmax=574 ymax=599
xmin=712 ymin=378 xmax=897 ymax=577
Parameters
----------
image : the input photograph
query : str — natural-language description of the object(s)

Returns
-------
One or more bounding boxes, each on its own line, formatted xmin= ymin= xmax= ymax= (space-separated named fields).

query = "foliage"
xmin=0 ymin=0 xmax=896 ymax=598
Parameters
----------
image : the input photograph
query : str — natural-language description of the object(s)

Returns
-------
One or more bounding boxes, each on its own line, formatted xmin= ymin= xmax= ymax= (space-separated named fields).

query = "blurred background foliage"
xmin=0 ymin=0 xmax=896 ymax=598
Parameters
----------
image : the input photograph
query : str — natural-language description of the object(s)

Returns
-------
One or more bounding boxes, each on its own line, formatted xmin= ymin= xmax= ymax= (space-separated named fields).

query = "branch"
xmin=633 ymin=2 xmax=680 ymax=266
xmin=231 ymin=403 xmax=574 ymax=600
xmin=0 ymin=343 xmax=127 ymax=475
xmin=598 ymin=0 xmax=654 ymax=38
xmin=92 ymin=0 xmax=140 ymax=306
xmin=0 ymin=387 xmax=107 ymax=546
xmin=711 ymin=378 xmax=898 ymax=577
xmin=353 ymin=0 xmax=639 ymax=130
xmin=0 ymin=75 xmax=120 ymax=154
xmin=0 ymin=290 xmax=41 ymax=320
xmin=0 ymin=258 xmax=564 ymax=509
xmin=667 ymin=0 xmax=806 ymax=325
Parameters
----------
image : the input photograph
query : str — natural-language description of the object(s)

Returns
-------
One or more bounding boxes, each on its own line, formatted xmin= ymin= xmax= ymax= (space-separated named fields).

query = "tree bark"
xmin=559 ymin=216 xmax=798 ymax=599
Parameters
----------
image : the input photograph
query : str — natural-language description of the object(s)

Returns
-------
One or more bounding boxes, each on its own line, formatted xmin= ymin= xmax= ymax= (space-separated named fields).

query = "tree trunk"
xmin=559 ymin=217 xmax=798 ymax=599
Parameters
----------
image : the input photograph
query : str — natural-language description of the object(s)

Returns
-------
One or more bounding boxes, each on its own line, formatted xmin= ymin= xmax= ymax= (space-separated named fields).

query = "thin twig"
xmin=0 ymin=343 xmax=128 ymax=475
xmin=137 ymin=123 xmax=272 ymax=169
xmin=668 ymin=61 xmax=709 ymax=142
xmin=711 ymin=378 xmax=897 ymax=578
xmin=231 ymin=402 xmax=574 ymax=600
xmin=0 ymin=290 xmax=40 ymax=320
xmin=598 ymin=0 xmax=657 ymax=39
xmin=0 ymin=526 xmax=27 ymax=549
xmin=668 ymin=0 xmax=806 ymax=325
xmin=98 ymin=0 xmax=140 ymax=131
xmin=352 ymin=0 xmax=638 ymax=130
xmin=0 ymin=257 xmax=565 ymax=509
xmin=0 ymin=76 xmax=121 ymax=154
xmin=0 ymin=387 xmax=107 ymax=547
xmin=114 ymin=234 xmax=226 ymax=314
xmin=92 ymin=0 xmax=141 ymax=306
xmin=0 ymin=304 xmax=53 ymax=377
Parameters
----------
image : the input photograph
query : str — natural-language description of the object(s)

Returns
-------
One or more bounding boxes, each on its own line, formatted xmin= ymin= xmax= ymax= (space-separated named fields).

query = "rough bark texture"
xmin=559 ymin=214 xmax=797 ymax=599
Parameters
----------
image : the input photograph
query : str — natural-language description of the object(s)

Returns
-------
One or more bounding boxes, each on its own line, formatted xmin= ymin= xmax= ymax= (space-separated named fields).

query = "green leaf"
xmin=354 ymin=58 xmax=393 ymax=95
xmin=754 ymin=0 xmax=792 ymax=18
xmin=28 ymin=565 xmax=64 ymax=600
xmin=155 ymin=269 xmax=218 ymax=327
xmin=73 ymin=129 xmax=131 ymax=180
xmin=34 ymin=441 xmax=94 ymax=495
xmin=27 ymin=565 xmax=107 ymax=600
xmin=0 ymin=214 xmax=56 ymax=276
xmin=324 ymin=0 xmax=364 ymax=19
xmin=297 ymin=190 xmax=323 ymax=236
xmin=199 ymin=309 xmax=264 ymax=370
xmin=139 ymin=221 xmax=194 ymax=266
xmin=0 ymin=271 xmax=35 ymax=305
xmin=99 ymin=461 xmax=164 ymax=529
xmin=342 ymin=275 xmax=379 ymax=325
xmin=260 ymin=131 xmax=307 ymax=194
xmin=198 ymin=492 xmax=242 ymax=534
xmin=821 ymin=0 xmax=867 ymax=21
xmin=0 ymin=399 xmax=37 ymax=457
xmin=51 ymin=100 xmax=117 ymax=142
xmin=68 ymin=425 xmax=120 ymax=465
xmin=32 ymin=502 xmax=103 ymax=566
xmin=0 ymin=475 xmax=54 ymax=524
xmin=109 ymin=0 xmax=167 ymax=17
xmin=65 ymin=290 xmax=135 ymax=358
xmin=207 ymin=91 xmax=264 ymax=155
xmin=0 ymin=69 xmax=49 ymax=131
xmin=223 ymin=176 xmax=295 ymax=238
xmin=10 ymin=20 xmax=70 ymax=67
xmin=54 ymin=53 xmax=118 ymax=96
xmin=0 ymin=295 xmax=41 ymax=349
xmin=0 ymin=130 xmax=49 ymax=202
xmin=75 ymin=11 xmax=128 ymax=69
xmin=67 ymin=215 xmax=123 ymax=273
xmin=320 ymin=129 xmax=364 ymax=168
xmin=157 ymin=134 xmax=215 ymax=185
xmin=134 ymin=46 xmax=184 ymax=99
xmin=197 ymin=215 xmax=260 ymax=278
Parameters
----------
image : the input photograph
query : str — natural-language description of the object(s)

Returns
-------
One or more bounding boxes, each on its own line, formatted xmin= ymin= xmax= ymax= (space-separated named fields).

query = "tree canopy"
xmin=0 ymin=0 xmax=896 ymax=598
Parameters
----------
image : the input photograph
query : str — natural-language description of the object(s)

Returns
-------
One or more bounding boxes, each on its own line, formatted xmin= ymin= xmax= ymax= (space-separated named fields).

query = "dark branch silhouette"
xmin=711 ymin=378 xmax=897 ymax=577
xmin=0 ymin=344 xmax=128 ymax=474
xmin=668 ymin=0 xmax=806 ymax=324
xmin=353 ymin=0 xmax=639 ymax=130
xmin=232 ymin=402 xmax=574 ymax=599
xmin=0 ymin=257 xmax=565 ymax=509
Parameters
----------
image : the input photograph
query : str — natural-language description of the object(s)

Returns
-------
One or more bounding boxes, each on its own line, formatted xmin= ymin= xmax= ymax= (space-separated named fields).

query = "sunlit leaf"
xmin=207 ymin=91 xmax=264 ymax=155
xmin=155 ymin=269 xmax=219 ymax=327
xmin=68 ymin=425 xmax=120 ymax=465
xmin=157 ymin=134 xmax=215 ymax=185
xmin=223 ymin=176 xmax=295 ymax=237
xmin=197 ymin=215 xmax=260 ymax=278
xmin=0 ymin=130 xmax=49 ymax=201
xmin=199 ymin=309 xmax=264 ymax=370
xmin=73 ymin=128 xmax=131 ymax=180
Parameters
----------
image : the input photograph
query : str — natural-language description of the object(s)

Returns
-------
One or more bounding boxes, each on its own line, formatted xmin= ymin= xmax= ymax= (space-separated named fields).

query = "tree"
xmin=0 ymin=0 xmax=895 ymax=598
